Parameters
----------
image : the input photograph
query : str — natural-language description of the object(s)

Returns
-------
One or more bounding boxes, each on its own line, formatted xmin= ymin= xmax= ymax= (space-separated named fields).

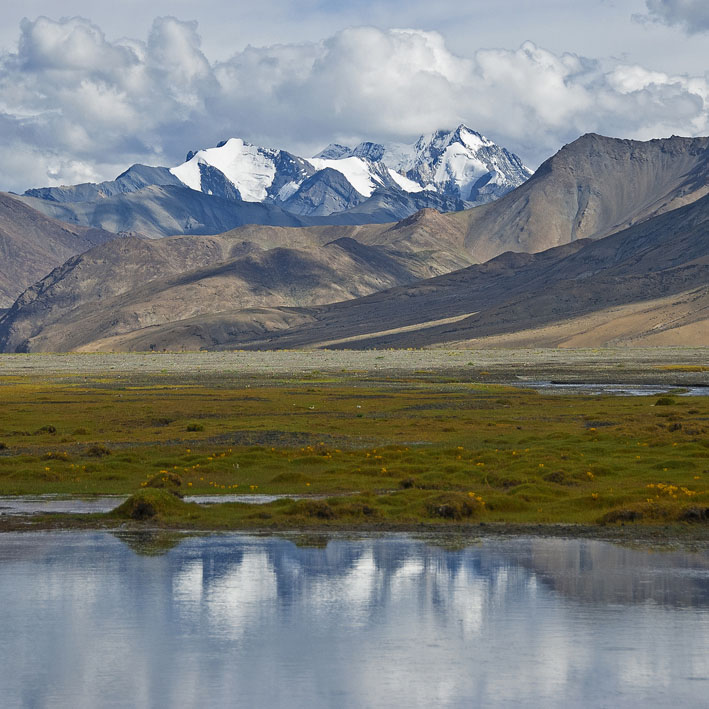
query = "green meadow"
xmin=0 ymin=361 xmax=707 ymax=531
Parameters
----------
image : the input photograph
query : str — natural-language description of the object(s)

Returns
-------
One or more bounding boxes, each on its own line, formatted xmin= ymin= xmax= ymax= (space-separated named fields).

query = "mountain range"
xmin=0 ymin=132 xmax=707 ymax=352
xmin=14 ymin=126 xmax=531 ymax=238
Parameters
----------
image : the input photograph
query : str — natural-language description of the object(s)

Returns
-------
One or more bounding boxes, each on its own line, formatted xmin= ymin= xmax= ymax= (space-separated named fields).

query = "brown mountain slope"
xmin=437 ymin=286 xmax=709 ymax=348
xmin=452 ymin=133 xmax=709 ymax=262
xmin=0 ymin=193 xmax=115 ymax=307
xmin=75 ymin=190 xmax=709 ymax=352
xmin=0 ymin=226 xmax=457 ymax=352
xmin=206 ymin=207 xmax=473 ymax=273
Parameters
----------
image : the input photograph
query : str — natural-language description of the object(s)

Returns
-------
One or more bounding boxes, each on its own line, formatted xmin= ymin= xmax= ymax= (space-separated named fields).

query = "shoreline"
xmin=2 ymin=515 xmax=708 ymax=549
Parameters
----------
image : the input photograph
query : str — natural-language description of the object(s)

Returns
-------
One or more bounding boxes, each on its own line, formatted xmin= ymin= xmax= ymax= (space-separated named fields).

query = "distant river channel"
xmin=0 ymin=533 xmax=707 ymax=708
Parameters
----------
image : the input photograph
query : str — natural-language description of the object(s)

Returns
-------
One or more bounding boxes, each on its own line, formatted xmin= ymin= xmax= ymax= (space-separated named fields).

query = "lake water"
xmin=0 ymin=532 xmax=707 ymax=708
xmin=0 ymin=494 xmax=309 ymax=516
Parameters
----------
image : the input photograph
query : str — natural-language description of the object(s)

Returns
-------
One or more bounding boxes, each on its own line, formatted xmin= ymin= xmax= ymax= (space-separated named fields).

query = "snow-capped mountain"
xmin=168 ymin=125 xmax=530 ymax=215
xmin=171 ymin=139 xmax=314 ymax=203
xmin=169 ymin=136 xmax=426 ymax=216
xmin=390 ymin=125 xmax=533 ymax=203
xmin=21 ymin=125 xmax=532 ymax=231
xmin=315 ymin=125 xmax=533 ymax=205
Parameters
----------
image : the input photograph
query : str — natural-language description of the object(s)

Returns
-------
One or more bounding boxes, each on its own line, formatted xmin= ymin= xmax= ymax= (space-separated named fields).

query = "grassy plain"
xmin=0 ymin=350 xmax=707 ymax=532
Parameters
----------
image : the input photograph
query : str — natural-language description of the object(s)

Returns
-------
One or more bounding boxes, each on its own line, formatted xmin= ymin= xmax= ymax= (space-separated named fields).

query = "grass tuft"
xmin=114 ymin=489 xmax=191 ymax=521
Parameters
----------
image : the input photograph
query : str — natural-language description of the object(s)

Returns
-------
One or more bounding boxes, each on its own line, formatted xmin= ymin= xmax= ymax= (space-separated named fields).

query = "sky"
xmin=0 ymin=0 xmax=707 ymax=192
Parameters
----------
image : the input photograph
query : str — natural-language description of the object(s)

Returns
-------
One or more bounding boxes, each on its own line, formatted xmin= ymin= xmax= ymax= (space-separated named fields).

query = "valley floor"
xmin=0 ymin=348 xmax=707 ymax=534
xmin=0 ymin=346 xmax=708 ymax=381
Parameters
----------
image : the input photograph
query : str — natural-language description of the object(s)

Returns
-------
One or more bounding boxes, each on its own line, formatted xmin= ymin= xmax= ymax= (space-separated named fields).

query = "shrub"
xmin=598 ymin=508 xmax=643 ymax=524
xmin=294 ymin=500 xmax=335 ymax=519
xmin=426 ymin=492 xmax=484 ymax=520
xmin=543 ymin=470 xmax=574 ymax=485
xmin=680 ymin=507 xmax=709 ymax=523
xmin=338 ymin=502 xmax=377 ymax=517
xmin=85 ymin=444 xmax=111 ymax=457
xmin=655 ymin=397 xmax=675 ymax=406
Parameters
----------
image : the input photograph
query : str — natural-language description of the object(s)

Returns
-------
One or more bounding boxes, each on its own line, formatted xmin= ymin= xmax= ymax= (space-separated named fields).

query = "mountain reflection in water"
xmin=0 ymin=533 xmax=707 ymax=708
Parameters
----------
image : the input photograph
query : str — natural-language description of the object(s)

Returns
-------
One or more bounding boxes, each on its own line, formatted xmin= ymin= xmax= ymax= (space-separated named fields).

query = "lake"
xmin=0 ymin=532 xmax=707 ymax=708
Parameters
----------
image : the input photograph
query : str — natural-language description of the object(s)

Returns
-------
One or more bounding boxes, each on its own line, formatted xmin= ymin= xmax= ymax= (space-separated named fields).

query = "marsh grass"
xmin=0 ymin=371 xmax=707 ymax=528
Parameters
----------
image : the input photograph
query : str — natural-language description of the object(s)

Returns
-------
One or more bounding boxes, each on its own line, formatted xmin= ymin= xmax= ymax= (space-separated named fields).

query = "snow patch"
xmin=170 ymin=158 xmax=202 ymax=192
xmin=434 ymin=144 xmax=489 ymax=194
xmin=387 ymin=168 xmax=423 ymax=193
xmin=308 ymin=156 xmax=381 ymax=197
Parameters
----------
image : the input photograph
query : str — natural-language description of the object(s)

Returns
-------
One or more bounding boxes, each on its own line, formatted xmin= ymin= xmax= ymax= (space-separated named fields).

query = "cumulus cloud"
xmin=639 ymin=1 xmax=709 ymax=34
xmin=0 ymin=16 xmax=708 ymax=192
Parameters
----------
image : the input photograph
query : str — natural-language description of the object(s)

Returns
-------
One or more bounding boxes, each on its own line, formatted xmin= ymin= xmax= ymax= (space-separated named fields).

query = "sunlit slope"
xmin=76 ymin=190 xmax=709 ymax=352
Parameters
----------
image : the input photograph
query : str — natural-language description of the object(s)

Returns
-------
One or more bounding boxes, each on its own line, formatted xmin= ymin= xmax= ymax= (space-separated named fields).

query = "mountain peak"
xmin=413 ymin=124 xmax=493 ymax=154
xmin=350 ymin=142 xmax=385 ymax=162
xmin=387 ymin=126 xmax=531 ymax=204
xmin=313 ymin=143 xmax=351 ymax=160
xmin=387 ymin=207 xmax=444 ymax=232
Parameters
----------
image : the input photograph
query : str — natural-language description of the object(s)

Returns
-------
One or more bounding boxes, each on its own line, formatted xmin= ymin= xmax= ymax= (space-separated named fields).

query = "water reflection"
xmin=0 ymin=533 xmax=707 ymax=708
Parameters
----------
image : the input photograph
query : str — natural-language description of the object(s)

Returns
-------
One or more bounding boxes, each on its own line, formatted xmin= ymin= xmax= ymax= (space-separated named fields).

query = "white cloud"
xmin=0 ymin=16 xmax=707 ymax=193
xmin=639 ymin=1 xmax=709 ymax=34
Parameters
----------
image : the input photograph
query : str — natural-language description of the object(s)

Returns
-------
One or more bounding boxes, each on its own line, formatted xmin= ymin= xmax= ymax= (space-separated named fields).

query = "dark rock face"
xmin=347 ymin=189 xmax=464 ymax=222
xmin=282 ymin=168 xmax=367 ymax=216
xmin=16 ymin=185 xmax=309 ymax=238
xmin=198 ymin=164 xmax=242 ymax=201
xmin=313 ymin=144 xmax=352 ymax=160
xmin=350 ymin=142 xmax=386 ymax=162
xmin=266 ymin=151 xmax=316 ymax=201
xmin=680 ymin=508 xmax=709 ymax=522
